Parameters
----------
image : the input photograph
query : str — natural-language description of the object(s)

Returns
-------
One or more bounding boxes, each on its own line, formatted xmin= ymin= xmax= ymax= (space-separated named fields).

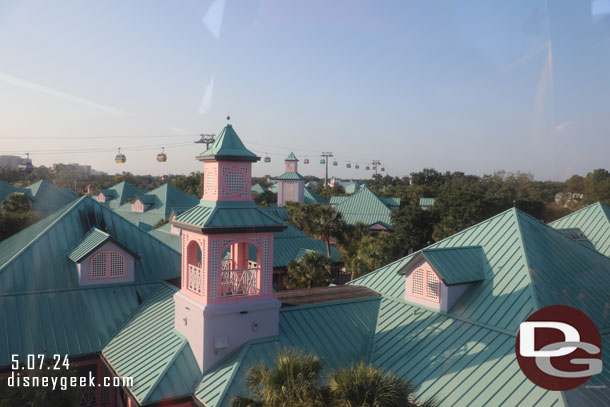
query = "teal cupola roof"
xmin=197 ymin=124 xmax=259 ymax=162
xmin=285 ymin=152 xmax=298 ymax=161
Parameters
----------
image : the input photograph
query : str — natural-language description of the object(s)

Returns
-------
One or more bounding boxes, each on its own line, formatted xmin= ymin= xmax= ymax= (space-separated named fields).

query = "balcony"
xmin=220 ymin=268 xmax=259 ymax=297
xmin=187 ymin=264 xmax=203 ymax=294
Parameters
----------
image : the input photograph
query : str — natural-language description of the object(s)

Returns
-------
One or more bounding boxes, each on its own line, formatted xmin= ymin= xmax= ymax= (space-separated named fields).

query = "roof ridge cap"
xmin=512 ymin=208 xmax=542 ymax=311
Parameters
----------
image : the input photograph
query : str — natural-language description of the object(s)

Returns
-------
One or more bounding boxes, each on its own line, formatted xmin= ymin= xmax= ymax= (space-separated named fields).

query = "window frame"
xmin=90 ymin=250 xmax=126 ymax=280
xmin=411 ymin=268 xmax=440 ymax=303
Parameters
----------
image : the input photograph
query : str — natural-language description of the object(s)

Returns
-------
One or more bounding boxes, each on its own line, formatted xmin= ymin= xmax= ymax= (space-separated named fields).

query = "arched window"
xmin=90 ymin=251 xmax=126 ymax=279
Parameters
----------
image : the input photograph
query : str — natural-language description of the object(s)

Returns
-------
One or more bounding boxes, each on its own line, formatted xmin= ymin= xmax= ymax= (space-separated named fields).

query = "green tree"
xmin=172 ymin=172 xmax=203 ymax=197
xmin=335 ymin=222 xmax=370 ymax=280
xmin=351 ymin=234 xmax=396 ymax=279
xmin=1 ymin=192 xmax=31 ymax=213
xmin=231 ymin=348 xmax=325 ymax=407
xmin=284 ymin=203 xmax=345 ymax=257
xmin=583 ymin=169 xmax=610 ymax=204
xmin=0 ymin=192 xmax=42 ymax=241
xmin=254 ymin=190 xmax=277 ymax=207
xmin=284 ymin=251 xmax=333 ymax=289
xmin=329 ymin=361 xmax=438 ymax=407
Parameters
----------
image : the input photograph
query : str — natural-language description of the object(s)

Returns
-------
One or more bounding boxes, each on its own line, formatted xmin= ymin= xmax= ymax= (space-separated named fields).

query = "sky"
xmin=1 ymin=0 xmax=609 ymax=181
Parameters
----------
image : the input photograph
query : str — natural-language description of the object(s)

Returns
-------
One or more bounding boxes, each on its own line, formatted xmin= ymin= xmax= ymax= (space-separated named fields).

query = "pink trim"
xmin=410 ymin=268 xmax=440 ymax=303
xmin=89 ymin=250 xmax=126 ymax=280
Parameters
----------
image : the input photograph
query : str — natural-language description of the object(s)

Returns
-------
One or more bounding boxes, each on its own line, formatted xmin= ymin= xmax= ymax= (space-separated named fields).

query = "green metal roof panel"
xmin=404 ymin=246 xmax=486 ymax=285
xmin=419 ymin=197 xmax=436 ymax=206
xmin=0 ymin=196 xmax=181 ymax=294
xmin=274 ymin=171 xmax=305 ymax=180
xmin=329 ymin=196 xmax=349 ymax=205
xmin=195 ymin=347 xmax=243 ymax=407
xmin=199 ymin=124 xmax=258 ymax=159
xmin=371 ymin=297 xmax=564 ymax=407
xmin=352 ymin=207 xmax=610 ymax=333
xmin=550 ymin=202 xmax=610 ymax=257
xmin=0 ymin=180 xmax=22 ymax=203
xmin=381 ymin=196 xmax=401 ymax=207
xmin=251 ymin=183 xmax=267 ymax=195
xmin=0 ymin=283 xmax=162 ymax=368
xmin=518 ymin=210 xmax=610 ymax=330
xmin=114 ymin=183 xmax=199 ymax=228
xmin=304 ymin=187 xmax=329 ymax=205
xmin=103 ymin=284 xmax=202 ymax=404
xmin=285 ymin=152 xmax=298 ymax=161
xmin=18 ymin=180 xmax=77 ymax=216
xmin=333 ymin=187 xmax=396 ymax=229
xmin=148 ymin=228 xmax=182 ymax=252
xmin=198 ymin=297 xmax=381 ymax=407
xmin=100 ymin=181 xmax=146 ymax=209
xmin=68 ymin=227 xmax=111 ymax=262
xmin=174 ymin=203 xmax=285 ymax=230
xmin=351 ymin=209 xmax=537 ymax=332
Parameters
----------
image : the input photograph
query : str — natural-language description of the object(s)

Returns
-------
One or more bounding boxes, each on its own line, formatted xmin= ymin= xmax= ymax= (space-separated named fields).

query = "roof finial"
xmin=227 ymin=114 xmax=231 ymax=122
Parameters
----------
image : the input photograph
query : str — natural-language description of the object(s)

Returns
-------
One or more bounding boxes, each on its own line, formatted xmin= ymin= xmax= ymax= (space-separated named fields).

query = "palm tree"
xmin=328 ymin=362 xmax=439 ymax=407
xmin=230 ymin=348 xmax=325 ymax=407
xmin=283 ymin=251 xmax=333 ymax=289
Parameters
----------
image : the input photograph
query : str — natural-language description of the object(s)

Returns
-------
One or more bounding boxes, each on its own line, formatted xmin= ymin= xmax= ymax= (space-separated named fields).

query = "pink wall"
xmin=202 ymin=161 xmax=252 ymax=201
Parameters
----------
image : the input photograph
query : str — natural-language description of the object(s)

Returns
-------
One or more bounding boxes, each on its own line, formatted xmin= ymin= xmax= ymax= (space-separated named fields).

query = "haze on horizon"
xmin=0 ymin=0 xmax=609 ymax=181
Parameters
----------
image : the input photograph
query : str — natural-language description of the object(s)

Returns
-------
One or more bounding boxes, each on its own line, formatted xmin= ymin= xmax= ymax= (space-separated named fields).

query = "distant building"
xmin=52 ymin=162 xmax=92 ymax=176
xmin=330 ymin=186 xmax=400 ymax=233
xmin=0 ymin=155 xmax=22 ymax=169
xmin=274 ymin=152 xmax=306 ymax=207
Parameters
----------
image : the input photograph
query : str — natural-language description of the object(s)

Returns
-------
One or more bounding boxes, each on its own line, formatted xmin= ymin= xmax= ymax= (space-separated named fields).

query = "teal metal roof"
xmin=0 ymin=196 xmax=181 ymax=294
xmin=370 ymin=297 xmax=563 ymax=407
xmin=343 ymin=182 xmax=364 ymax=195
xmin=103 ymin=284 xmax=202 ymax=404
xmin=269 ymin=183 xmax=278 ymax=193
xmin=68 ymin=227 xmax=139 ymax=263
xmin=332 ymin=187 xmax=396 ymax=229
xmin=100 ymin=181 xmax=146 ymax=210
xmin=68 ymin=227 xmax=112 ymax=262
xmin=173 ymin=201 xmax=285 ymax=232
xmin=198 ymin=124 xmax=258 ymax=160
xmin=251 ymin=183 xmax=267 ymax=195
xmin=285 ymin=152 xmax=298 ymax=161
xmin=381 ymin=196 xmax=401 ymax=207
xmin=148 ymin=224 xmax=182 ymax=252
xmin=114 ymin=183 xmax=199 ymax=229
xmin=274 ymin=171 xmax=305 ymax=181
xmin=419 ymin=197 xmax=436 ymax=207
xmin=196 ymin=297 xmax=381 ymax=407
xmin=0 ymin=282 xmax=163 ymax=368
xmin=399 ymin=246 xmax=486 ymax=285
xmin=0 ymin=180 xmax=78 ymax=217
xmin=352 ymin=207 xmax=610 ymax=332
xmin=550 ymin=202 xmax=610 ymax=257
xmin=304 ymin=187 xmax=329 ymax=205
xmin=329 ymin=196 xmax=349 ymax=205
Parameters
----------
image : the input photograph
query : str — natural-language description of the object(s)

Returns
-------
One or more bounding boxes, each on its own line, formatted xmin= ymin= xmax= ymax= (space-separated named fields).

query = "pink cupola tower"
xmin=275 ymin=152 xmax=306 ymax=206
xmin=171 ymin=122 xmax=286 ymax=372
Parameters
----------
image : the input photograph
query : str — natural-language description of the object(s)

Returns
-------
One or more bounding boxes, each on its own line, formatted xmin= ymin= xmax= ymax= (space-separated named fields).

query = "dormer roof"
xmin=197 ymin=124 xmax=259 ymax=162
xmin=68 ymin=227 xmax=140 ymax=263
xmin=398 ymin=246 xmax=486 ymax=285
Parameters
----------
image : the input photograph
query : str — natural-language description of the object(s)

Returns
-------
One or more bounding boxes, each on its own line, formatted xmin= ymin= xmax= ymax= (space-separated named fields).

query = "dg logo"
xmin=516 ymin=305 xmax=603 ymax=391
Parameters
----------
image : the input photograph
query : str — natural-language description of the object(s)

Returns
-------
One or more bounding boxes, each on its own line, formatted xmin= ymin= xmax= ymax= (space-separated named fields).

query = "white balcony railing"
xmin=220 ymin=268 xmax=259 ymax=297
xmin=188 ymin=264 xmax=202 ymax=294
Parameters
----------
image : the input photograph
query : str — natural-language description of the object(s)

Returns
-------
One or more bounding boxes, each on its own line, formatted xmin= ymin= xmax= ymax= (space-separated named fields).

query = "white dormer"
xmin=398 ymin=246 xmax=486 ymax=312
xmin=69 ymin=228 xmax=139 ymax=286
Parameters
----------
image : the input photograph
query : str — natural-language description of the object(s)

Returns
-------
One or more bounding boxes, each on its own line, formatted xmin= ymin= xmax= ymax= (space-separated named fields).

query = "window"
xmin=412 ymin=269 xmax=424 ymax=296
xmin=90 ymin=251 xmax=126 ymax=279
xmin=411 ymin=268 xmax=440 ymax=302
xmin=225 ymin=170 xmax=244 ymax=194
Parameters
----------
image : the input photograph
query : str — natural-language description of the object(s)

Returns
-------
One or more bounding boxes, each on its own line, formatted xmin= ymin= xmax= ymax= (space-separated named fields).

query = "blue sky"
xmin=1 ymin=0 xmax=609 ymax=180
